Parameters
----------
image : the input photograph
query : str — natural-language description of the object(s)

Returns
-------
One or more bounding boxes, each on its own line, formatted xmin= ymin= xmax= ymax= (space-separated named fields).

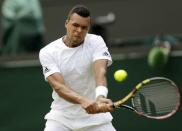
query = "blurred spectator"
xmin=147 ymin=35 xmax=174 ymax=69
xmin=145 ymin=34 xmax=179 ymax=47
xmin=90 ymin=12 xmax=115 ymax=45
xmin=1 ymin=0 xmax=45 ymax=55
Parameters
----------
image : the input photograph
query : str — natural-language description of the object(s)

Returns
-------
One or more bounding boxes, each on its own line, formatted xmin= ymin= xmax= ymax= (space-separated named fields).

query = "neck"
xmin=63 ymin=36 xmax=83 ymax=48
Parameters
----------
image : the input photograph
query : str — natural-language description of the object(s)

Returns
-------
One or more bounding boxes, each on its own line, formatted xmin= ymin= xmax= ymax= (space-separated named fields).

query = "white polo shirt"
xmin=39 ymin=34 xmax=113 ymax=129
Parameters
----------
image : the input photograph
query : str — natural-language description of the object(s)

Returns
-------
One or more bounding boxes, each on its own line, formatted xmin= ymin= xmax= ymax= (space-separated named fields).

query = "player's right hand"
xmin=81 ymin=99 xmax=100 ymax=114
xmin=80 ymin=97 xmax=113 ymax=114
xmin=96 ymin=96 xmax=114 ymax=113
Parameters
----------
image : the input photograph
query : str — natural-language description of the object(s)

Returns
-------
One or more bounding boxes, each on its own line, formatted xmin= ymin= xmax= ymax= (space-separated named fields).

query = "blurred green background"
xmin=108 ymin=55 xmax=182 ymax=131
xmin=0 ymin=0 xmax=182 ymax=130
xmin=0 ymin=53 xmax=181 ymax=131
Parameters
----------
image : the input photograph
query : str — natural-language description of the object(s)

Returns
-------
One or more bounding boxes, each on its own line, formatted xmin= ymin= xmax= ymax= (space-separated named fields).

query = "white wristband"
xmin=95 ymin=86 xmax=108 ymax=98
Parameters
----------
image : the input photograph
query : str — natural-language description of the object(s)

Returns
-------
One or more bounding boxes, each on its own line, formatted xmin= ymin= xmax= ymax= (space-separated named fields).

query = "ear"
xmin=65 ymin=20 xmax=69 ymax=28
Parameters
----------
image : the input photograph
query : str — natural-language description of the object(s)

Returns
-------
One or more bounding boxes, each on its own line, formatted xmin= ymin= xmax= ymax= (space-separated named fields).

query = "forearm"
xmin=95 ymin=65 xmax=107 ymax=87
xmin=94 ymin=59 xmax=108 ymax=98
xmin=95 ymin=70 xmax=107 ymax=87
xmin=48 ymin=79 xmax=86 ymax=105
xmin=94 ymin=64 xmax=114 ymax=112
xmin=53 ymin=83 xmax=87 ymax=104
xmin=47 ymin=73 xmax=89 ymax=105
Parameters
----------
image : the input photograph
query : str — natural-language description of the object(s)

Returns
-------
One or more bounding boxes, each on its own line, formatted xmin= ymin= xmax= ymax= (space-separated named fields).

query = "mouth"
xmin=74 ymin=35 xmax=81 ymax=38
xmin=73 ymin=36 xmax=82 ymax=41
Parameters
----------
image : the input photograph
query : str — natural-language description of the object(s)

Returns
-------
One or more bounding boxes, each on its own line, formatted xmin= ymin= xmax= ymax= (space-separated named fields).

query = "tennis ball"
xmin=114 ymin=70 xmax=128 ymax=82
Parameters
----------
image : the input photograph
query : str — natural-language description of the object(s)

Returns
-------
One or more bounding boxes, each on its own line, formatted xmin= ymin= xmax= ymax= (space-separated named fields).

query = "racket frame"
xmin=113 ymin=77 xmax=181 ymax=119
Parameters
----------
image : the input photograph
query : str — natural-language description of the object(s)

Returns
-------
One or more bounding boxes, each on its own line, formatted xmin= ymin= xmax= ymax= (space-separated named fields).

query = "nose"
xmin=76 ymin=27 xmax=82 ymax=33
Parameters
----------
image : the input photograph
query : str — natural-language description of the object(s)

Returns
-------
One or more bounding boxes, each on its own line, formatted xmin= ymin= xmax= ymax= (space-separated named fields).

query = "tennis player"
xmin=39 ymin=5 xmax=116 ymax=131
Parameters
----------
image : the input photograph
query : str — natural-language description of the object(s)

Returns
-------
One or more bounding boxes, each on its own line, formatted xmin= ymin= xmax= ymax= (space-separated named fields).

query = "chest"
xmin=58 ymin=47 xmax=93 ymax=77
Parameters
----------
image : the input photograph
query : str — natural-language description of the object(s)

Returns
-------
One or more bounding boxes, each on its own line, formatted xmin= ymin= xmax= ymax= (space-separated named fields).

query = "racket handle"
xmin=112 ymin=103 xmax=120 ymax=108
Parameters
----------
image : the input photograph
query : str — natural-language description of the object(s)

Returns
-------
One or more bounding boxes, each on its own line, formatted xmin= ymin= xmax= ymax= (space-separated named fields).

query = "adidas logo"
xmin=44 ymin=67 xmax=50 ymax=73
xmin=103 ymin=51 xmax=110 ymax=57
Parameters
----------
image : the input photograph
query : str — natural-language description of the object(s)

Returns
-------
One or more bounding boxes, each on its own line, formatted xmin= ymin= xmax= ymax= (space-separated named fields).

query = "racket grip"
xmin=112 ymin=103 xmax=119 ymax=108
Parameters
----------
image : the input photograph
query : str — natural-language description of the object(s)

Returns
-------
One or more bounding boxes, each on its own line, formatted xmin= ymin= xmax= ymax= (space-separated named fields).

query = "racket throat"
xmin=121 ymin=105 xmax=136 ymax=112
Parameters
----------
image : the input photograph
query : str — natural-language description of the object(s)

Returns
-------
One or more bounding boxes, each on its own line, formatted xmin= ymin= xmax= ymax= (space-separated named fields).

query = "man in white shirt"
xmin=39 ymin=5 xmax=116 ymax=131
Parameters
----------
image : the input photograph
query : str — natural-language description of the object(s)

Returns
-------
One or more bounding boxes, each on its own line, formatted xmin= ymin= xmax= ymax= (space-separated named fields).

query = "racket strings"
xmin=133 ymin=80 xmax=180 ymax=117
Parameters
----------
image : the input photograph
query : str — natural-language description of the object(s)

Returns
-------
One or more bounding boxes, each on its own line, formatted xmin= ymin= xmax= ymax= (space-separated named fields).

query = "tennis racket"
xmin=113 ymin=77 xmax=181 ymax=119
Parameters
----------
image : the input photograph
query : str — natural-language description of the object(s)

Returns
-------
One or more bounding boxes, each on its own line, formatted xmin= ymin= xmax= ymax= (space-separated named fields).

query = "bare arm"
xmin=47 ymin=73 xmax=83 ymax=103
xmin=46 ymin=59 xmax=113 ymax=113
xmin=93 ymin=59 xmax=108 ymax=88
xmin=93 ymin=59 xmax=113 ymax=112
xmin=47 ymin=72 xmax=99 ymax=113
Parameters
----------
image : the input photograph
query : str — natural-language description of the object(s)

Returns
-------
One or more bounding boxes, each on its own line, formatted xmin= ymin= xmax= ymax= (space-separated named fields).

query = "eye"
xmin=72 ymin=23 xmax=79 ymax=28
xmin=81 ymin=26 xmax=88 ymax=30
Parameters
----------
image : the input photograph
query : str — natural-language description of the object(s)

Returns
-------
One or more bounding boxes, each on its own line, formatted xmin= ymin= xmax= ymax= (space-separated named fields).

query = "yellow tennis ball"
xmin=114 ymin=70 xmax=128 ymax=82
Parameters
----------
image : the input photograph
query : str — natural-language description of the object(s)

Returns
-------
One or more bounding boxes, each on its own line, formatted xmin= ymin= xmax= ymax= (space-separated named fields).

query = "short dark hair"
xmin=67 ymin=5 xmax=91 ymax=20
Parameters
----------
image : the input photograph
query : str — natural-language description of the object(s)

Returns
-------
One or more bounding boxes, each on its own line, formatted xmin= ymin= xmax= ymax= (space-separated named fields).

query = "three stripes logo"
xmin=43 ymin=66 xmax=50 ymax=73
xmin=103 ymin=51 xmax=110 ymax=57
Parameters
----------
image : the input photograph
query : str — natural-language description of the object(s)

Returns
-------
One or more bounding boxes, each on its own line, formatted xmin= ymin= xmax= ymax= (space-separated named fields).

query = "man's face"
xmin=65 ymin=13 xmax=91 ymax=45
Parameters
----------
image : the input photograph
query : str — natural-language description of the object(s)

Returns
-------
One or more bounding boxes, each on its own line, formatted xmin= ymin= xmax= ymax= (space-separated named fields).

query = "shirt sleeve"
xmin=39 ymin=49 xmax=60 ymax=80
xmin=92 ymin=36 xmax=112 ymax=66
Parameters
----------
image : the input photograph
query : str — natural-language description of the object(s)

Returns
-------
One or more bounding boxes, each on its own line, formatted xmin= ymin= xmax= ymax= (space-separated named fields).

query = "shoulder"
xmin=39 ymin=37 xmax=63 ymax=58
xmin=85 ymin=33 xmax=106 ymax=47
xmin=85 ymin=33 xmax=103 ymax=41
